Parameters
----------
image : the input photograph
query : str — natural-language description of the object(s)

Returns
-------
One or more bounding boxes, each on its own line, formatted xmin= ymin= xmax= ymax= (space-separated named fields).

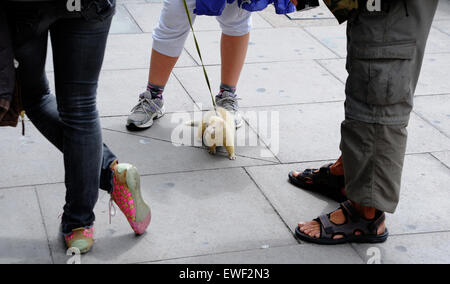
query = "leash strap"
xmin=182 ymin=0 xmax=218 ymax=111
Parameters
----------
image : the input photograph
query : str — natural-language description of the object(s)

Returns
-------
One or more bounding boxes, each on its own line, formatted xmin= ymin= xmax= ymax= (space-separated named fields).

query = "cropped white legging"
xmin=152 ymin=0 xmax=252 ymax=57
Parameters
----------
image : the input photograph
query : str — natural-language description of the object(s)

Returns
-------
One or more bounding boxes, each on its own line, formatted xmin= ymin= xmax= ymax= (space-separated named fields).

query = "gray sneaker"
xmin=215 ymin=91 xmax=243 ymax=128
xmin=126 ymin=91 xmax=165 ymax=130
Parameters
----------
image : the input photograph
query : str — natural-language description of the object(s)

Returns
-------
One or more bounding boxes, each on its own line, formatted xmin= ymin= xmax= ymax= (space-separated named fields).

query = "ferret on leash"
xmin=186 ymin=107 xmax=236 ymax=160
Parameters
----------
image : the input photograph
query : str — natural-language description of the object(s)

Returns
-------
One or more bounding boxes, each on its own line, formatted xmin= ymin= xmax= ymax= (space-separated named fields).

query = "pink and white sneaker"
xmin=64 ymin=226 xmax=95 ymax=254
xmin=110 ymin=162 xmax=151 ymax=235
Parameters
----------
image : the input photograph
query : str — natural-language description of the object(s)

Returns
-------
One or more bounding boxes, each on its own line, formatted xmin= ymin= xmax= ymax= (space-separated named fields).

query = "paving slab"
xmin=304 ymin=25 xmax=347 ymax=58
xmin=101 ymin=114 xmax=278 ymax=163
xmin=36 ymin=168 xmax=297 ymax=264
xmin=0 ymin=117 xmax=273 ymax=190
xmin=46 ymin=33 xmax=197 ymax=72
xmin=409 ymin=53 xmax=450 ymax=96
xmin=425 ymin=27 xmax=450 ymax=54
xmin=388 ymin=154 xmax=450 ymax=235
xmin=287 ymin=5 xmax=334 ymax=20
xmin=4 ymin=100 xmax=447 ymax=190
xmin=154 ymin=244 xmax=363 ymax=264
xmin=46 ymin=69 xmax=196 ymax=116
xmin=433 ymin=19 xmax=450 ymax=36
xmin=432 ymin=151 xmax=450 ymax=168
xmin=304 ymin=25 xmax=450 ymax=57
xmin=0 ymin=124 xmax=64 ymax=189
xmin=103 ymin=33 xmax=197 ymax=70
xmin=242 ymin=102 xmax=450 ymax=164
xmin=316 ymin=58 xmax=347 ymax=84
xmin=173 ymin=61 xmax=345 ymax=108
xmin=0 ymin=187 xmax=52 ymax=264
xmin=245 ymin=161 xmax=344 ymax=234
xmin=125 ymin=3 xmax=272 ymax=33
xmin=406 ymin=111 xmax=450 ymax=154
xmin=352 ymin=232 xmax=450 ymax=264
xmin=414 ymin=94 xmax=450 ymax=137
xmin=110 ymin=4 xmax=142 ymax=34
xmin=435 ymin=0 xmax=450 ymax=21
xmin=245 ymin=153 xmax=450 ymax=236
xmin=184 ymin=27 xmax=338 ymax=66
xmin=245 ymin=102 xmax=343 ymax=163
xmin=319 ymin=53 xmax=450 ymax=96
xmin=101 ymin=129 xmax=276 ymax=176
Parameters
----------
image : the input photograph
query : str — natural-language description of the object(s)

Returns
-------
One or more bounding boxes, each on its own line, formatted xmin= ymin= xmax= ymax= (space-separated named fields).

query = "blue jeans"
xmin=8 ymin=1 xmax=117 ymax=233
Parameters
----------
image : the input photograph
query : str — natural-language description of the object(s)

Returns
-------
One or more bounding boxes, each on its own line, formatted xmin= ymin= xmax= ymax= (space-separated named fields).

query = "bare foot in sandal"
xmin=296 ymin=201 xmax=388 ymax=244
xmin=289 ymin=157 xmax=347 ymax=203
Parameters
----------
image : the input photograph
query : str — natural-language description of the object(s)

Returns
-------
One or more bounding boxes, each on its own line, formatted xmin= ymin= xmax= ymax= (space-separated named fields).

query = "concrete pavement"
xmin=1 ymin=0 xmax=449 ymax=264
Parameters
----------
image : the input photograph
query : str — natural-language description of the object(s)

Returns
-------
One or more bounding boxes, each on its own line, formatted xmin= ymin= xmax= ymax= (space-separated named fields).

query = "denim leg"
xmin=100 ymin=144 xmax=117 ymax=194
xmin=47 ymin=16 xmax=113 ymax=233
xmin=12 ymin=17 xmax=118 ymax=196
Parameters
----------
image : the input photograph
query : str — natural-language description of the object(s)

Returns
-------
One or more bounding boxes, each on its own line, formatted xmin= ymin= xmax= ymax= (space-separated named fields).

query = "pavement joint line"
xmin=33 ymin=186 xmax=55 ymax=264
xmin=433 ymin=26 xmax=450 ymax=36
xmin=412 ymin=110 xmax=450 ymax=140
xmin=415 ymin=92 xmax=450 ymax=98
xmin=1 ymin=152 xmax=445 ymax=191
xmin=171 ymin=70 xmax=203 ymax=106
xmin=432 ymin=25 xmax=450 ymax=37
xmin=258 ymin=12 xmax=276 ymax=29
xmin=429 ymin=152 xmax=450 ymax=171
xmin=182 ymin=46 xmax=201 ymax=67
xmin=169 ymin=57 xmax=346 ymax=68
xmin=122 ymin=4 xmax=144 ymax=33
xmin=133 ymin=243 xmax=306 ymax=264
xmin=314 ymin=58 xmax=346 ymax=85
xmin=101 ymin=127 xmax=279 ymax=164
xmin=242 ymin=167 xmax=301 ymax=245
xmin=385 ymin=230 xmax=450 ymax=238
xmin=426 ymin=51 xmax=450 ymax=55
xmin=301 ymin=26 xmax=344 ymax=59
xmin=240 ymin=118 xmax=283 ymax=164
xmin=47 ymin=57 xmax=349 ymax=73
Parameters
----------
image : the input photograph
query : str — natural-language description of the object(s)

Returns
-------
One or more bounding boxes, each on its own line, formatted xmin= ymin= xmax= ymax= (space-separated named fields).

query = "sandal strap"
xmin=318 ymin=215 xmax=335 ymax=235
xmin=340 ymin=200 xmax=360 ymax=222
xmin=315 ymin=164 xmax=344 ymax=186
xmin=369 ymin=212 xmax=386 ymax=234
xmin=315 ymin=203 xmax=385 ymax=239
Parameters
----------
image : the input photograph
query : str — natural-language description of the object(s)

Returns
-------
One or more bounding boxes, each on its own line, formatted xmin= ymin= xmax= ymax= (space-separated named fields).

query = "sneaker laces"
xmin=131 ymin=95 xmax=163 ymax=117
xmin=217 ymin=95 xmax=240 ymax=112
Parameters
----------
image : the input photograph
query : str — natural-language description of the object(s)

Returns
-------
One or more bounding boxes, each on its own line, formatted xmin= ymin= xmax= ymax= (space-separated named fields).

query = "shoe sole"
xmin=295 ymin=227 xmax=389 ymax=245
xmin=126 ymin=108 xmax=165 ymax=131
xmin=118 ymin=164 xmax=151 ymax=235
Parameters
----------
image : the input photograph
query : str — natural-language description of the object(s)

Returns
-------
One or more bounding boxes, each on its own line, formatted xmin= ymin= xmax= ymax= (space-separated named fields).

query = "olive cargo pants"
xmin=341 ymin=0 xmax=438 ymax=213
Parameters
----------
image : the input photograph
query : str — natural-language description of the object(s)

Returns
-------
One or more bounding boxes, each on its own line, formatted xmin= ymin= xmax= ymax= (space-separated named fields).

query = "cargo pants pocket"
xmin=346 ymin=42 xmax=416 ymax=106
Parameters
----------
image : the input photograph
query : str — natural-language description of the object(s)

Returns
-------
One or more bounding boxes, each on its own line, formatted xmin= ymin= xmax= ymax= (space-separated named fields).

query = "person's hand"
xmin=290 ymin=0 xmax=298 ymax=6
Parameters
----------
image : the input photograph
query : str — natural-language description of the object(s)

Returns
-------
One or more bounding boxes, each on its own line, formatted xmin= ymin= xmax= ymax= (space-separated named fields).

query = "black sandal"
xmin=288 ymin=163 xmax=346 ymax=203
xmin=295 ymin=201 xmax=389 ymax=245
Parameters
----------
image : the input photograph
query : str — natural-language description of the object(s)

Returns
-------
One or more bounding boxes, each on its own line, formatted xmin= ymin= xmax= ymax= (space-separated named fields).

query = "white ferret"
xmin=186 ymin=107 xmax=236 ymax=160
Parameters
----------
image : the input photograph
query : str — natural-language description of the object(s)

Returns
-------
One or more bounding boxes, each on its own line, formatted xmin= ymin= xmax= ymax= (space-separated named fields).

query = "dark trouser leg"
xmin=12 ymin=10 xmax=117 ymax=198
xmin=50 ymin=16 xmax=114 ymax=232
xmin=11 ymin=6 xmax=116 ymax=233
xmin=0 ymin=2 xmax=15 ymax=106
xmin=341 ymin=0 xmax=438 ymax=213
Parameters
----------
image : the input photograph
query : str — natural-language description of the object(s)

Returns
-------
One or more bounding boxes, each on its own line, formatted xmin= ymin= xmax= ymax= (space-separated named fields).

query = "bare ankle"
xmin=350 ymin=201 xmax=376 ymax=219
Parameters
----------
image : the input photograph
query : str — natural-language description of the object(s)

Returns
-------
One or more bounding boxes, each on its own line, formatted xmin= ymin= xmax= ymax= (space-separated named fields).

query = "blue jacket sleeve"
xmin=194 ymin=0 xmax=227 ymax=16
xmin=273 ymin=0 xmax=297 ymax=14
xmin=195 ymin=0 xmax=296 ymax=16
xmin=239 ymin=0 xmax=296 ymax=14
